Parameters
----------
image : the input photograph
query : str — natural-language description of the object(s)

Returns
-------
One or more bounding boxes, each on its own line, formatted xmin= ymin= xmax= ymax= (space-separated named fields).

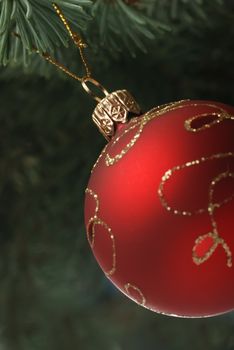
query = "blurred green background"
xmin=0 ymin=1 xmax=234 ymax=349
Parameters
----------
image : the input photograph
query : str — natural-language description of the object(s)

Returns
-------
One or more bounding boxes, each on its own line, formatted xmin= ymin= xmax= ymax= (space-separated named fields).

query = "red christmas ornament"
xmin=84 ymin=94 xmax=234 ymax=317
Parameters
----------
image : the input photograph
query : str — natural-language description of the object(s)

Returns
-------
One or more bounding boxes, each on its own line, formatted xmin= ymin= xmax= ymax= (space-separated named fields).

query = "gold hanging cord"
xmin=14 ymin=3 xmax=109 ymax=102
xmin=51 ymin=3 xmax=90 ymax=81
xmin=52 ymin=3 xmax=109 ymax=102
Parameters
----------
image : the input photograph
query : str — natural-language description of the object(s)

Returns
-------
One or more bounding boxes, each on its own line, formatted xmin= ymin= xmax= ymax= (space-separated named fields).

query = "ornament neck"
xmin=92 ymin=89 xmax=141 ymax=141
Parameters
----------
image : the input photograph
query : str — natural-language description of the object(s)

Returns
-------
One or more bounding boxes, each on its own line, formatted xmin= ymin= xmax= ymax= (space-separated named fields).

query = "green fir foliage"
xmin=0 ymin=0 xmax=231 ymax=72
xmin=0 ymin=0 xmax=92 ymax=66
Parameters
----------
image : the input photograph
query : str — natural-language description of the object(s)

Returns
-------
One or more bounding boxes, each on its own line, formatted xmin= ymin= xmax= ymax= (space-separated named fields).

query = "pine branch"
xmin=152 ymin=0 xmax=225 ymax=22
xmin=0 ymin=0 xmax=232 ymax=77
xmin=90 ymin=0 xmax=170 ymax=57
xmin=0 ymin=0 xmax=92 ymax=66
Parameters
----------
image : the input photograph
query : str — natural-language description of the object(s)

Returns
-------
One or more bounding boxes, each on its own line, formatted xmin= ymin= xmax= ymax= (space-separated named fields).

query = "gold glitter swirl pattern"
xmin=105 ymin=101 xmax=234 ymax=167
xmin=158 ymin=152 xmax=234 ymax=217
xmin=124 ymin=283 xmax=146 ymax=306
xmin=192 ymin=172 xmax=233 ymax=267
xmin=105 ymin=118 xmax=145 ymax=166
xmin=91 ymin=144 xmax=108 ymax=174
xmin=87 ymin=217 xmax=116 ymax=276
xmin=158 ymin=108 xmax=234 ymax=267
xmin=105 ymin=100 xmax=187 ymax=166
xmin=85 ymin=188 xmax=99 ymax=215
xmin=85 ymin=188 xmax=116 ymax=276
xmin=185 ymin=111 xmax=234 ymax=132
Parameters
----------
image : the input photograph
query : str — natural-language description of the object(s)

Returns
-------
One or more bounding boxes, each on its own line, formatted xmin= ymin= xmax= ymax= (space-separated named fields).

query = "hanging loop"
xmin=81 ymin=77 xmax=109 ymax=102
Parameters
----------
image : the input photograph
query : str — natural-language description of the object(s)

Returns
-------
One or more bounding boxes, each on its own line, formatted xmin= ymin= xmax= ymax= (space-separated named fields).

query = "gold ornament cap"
xmin=92 ymin=90 xmax=141 ymax=141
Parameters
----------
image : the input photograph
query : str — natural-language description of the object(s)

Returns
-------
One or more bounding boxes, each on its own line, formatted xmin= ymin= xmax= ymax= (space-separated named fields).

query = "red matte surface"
xmin=84 ymin=100 xmax=234 ymax=317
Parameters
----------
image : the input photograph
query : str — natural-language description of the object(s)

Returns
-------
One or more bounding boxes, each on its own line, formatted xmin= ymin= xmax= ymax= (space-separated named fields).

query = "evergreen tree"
xmin=0 ymin=1 xmax=234 ymax=349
